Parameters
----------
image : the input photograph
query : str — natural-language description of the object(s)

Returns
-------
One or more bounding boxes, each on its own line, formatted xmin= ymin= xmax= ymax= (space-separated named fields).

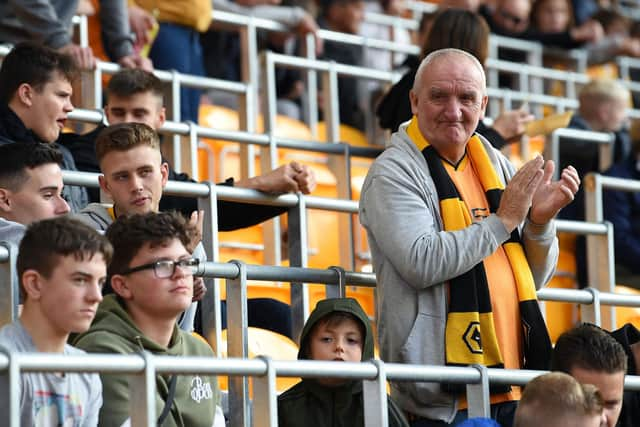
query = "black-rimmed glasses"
xmin=120 ymin=258 xmax=200 ymax=278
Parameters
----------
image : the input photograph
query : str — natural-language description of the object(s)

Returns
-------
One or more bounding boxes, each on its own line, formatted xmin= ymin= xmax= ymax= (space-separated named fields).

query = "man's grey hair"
xmin=412 ymin=48 xmax=487 ymax=94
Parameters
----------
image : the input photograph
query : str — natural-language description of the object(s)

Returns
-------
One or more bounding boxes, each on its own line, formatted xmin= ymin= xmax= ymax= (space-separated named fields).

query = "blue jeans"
xmin=409 ymin=401 xmax=516 ymax=427
xmin=149 ymin=22 xmax=204 ymax=123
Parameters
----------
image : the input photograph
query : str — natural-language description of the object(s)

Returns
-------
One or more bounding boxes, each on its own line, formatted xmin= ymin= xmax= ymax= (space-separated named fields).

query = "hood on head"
xmin=297 ymin=297 xmax=373 ymax=361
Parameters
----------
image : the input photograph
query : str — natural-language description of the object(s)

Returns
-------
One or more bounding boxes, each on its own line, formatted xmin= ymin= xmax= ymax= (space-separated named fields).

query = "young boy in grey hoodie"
xmin=277 ymin=297 xmax=408 ymax=427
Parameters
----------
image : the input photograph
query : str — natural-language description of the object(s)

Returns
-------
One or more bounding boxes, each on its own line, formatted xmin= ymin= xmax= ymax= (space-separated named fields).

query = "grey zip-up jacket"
xmin=359 ymin=122 xmax=558 ymax=423
xmin=0 ymin=0 xmax=133 ymax=61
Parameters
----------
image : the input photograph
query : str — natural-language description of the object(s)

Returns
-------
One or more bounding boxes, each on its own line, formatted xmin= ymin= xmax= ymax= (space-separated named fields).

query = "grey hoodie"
xmin=359 ymin=122 xmax=558 ymax=422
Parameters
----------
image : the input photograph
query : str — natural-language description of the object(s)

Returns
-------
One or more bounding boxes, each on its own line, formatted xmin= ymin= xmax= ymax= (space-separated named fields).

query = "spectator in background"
xmin=61 ymin=68 xmax=316 ymax=228
xmin=560 ymin=79 xmax=630 ymax=222
xmin=561 ymin=79 xmax=630 ymax=287
xmin=0 ymin=43 xmax=88 ymax=212
xmin=127 ymin=0 xmax=211 ymax=123
xmin=438 ymin=0 xmax=482 ymax=11
xmin=0 ymin=143 xmax=70 ymax=245
xmin=0 ymin=143 xmax=70 ymax=308
xmin=513 ymin=372 xmax=605 ymax=427
xmin=359 ymin=0 xmax=411 ymax=116
xmin=74 ymin=211 xmax=225 ymax=426
xmin=481 ymin=0 xmax=603 ymax=48
xmin=0 ymin=0 xmax=148 ymax=70
xmin=0 ymin=217 xmax=111 ymax=426
xmin=603 ymin=119 xmax=640 ymax=288
xmin=317 ymin=0 xmax=366 ymax=130
xmin=552 ymin=323 xmax=627 ymax=427
xmin=531 ymin=0 xmax=640 ymax=64
xmin=480 ymin=0 xmax=602 ymax=89
xmin=201 ymin=0 xmax=320 ymax=113
xmin=376 ymin=8 xmax=534 ymax=149
xmin=277 ymin=298 xmax=409 ymax=427
xmin=610 ymin=322 xmax=640 ymax=427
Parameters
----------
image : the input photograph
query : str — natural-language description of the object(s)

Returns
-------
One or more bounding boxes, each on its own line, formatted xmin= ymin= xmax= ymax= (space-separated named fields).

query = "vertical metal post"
xmin=94 ymin=62 xmax=103 ymax=109
xmin=239 ymin=19 xmax=258 ymax=178
xmin=0 ymin=242 xmax=17 ymax=327
xmin=327 ymin=144 xmax=355 ymax=270
xmin=260 ymin=51 xmax=282 ymax=266
xmin=288 ymin=192 xmax=309 ymax=342
xmin=304 ymin=33 xmax=319 ymax=137
xmin=327 ymin=266 xmax=346 ymax=299
xmin=598 ymin=136 xmax=614 ymax=173
xmin=227 ymin=260 xmax=250 ymax=427
xmin=466 ymin=365 xmax=490 ymax=419
xmin=581 ymin=288 xmax=602 ymax=326
xmin=200 ymin=182 xmax=222 ymax=354
xmin=363 ymin=359 xmax=388 ymax=427
xmin=170 ymin=70 xmax=182 ymax=173
xmin=252 ymin=356 xmax=278 ymax=427
xmin=583 ymin=175 xmax=613 ymax=328
xmin=0 ymin=346 xmax=20 ymax=427
xmin=487 ymin=42 xmax=500 ymax=116
xmin=322 ymin=63 xmax=340 ymax=144
xmin=584 ymin=173 xmax=604 ymax=223
xmin=129 ymin=352 xmax=156 ymax=427
xmin=184 ymin=121 xmax=199 ymax=180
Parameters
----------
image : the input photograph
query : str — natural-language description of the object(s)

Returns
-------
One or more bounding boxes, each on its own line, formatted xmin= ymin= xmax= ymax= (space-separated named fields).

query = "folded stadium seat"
xmin=544 ymin=232 xmax=581 ymax=343
xmin=505 ymin=135 xmax=547 ymax=170
xmin=215 ymin=327 xmax=300 ymax=395
xmin=613 ymin=285 xmax=640 ymax=329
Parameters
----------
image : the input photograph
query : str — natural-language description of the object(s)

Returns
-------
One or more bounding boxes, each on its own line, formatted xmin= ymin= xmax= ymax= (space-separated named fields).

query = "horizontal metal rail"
xmin=66 ymin=108 xmax=382 ymax=158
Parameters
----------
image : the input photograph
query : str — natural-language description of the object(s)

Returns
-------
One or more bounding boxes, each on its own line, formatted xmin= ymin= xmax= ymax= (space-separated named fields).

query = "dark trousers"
xmin=150 ymin=22 xmax=204 ymax=123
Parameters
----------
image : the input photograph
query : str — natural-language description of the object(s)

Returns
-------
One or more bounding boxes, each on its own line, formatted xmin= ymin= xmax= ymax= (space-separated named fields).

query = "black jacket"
xmin=0 ymin=105 xmax=88 ymax=212
xmin=59 ymin=125 xmax=288 ymax=231
xmin=610 ymin=324 xmax=640 ymax=427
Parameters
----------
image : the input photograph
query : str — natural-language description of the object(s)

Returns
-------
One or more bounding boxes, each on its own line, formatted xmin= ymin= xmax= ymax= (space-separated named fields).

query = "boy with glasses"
xmin=74 ymin=211 xmax=224 ymax=427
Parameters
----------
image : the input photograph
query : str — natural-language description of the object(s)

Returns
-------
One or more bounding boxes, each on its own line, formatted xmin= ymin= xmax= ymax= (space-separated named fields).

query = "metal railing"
xmin=3 ymin=349 xmax=639 ymax=427
xmin=2 ymin=257 xmax=640 ymax=427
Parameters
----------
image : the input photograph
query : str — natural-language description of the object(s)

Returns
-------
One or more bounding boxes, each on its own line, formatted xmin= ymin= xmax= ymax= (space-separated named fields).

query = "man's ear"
xmin=160 ymin=162 xmax=169 ymax=188
xmin=157 ymin=106 xmax=166 ymax=128
xmin=479 ymin=95 xmax=489 ymax=120
xmin=409 ymin=90 xmax=418 ymax=116
xmin=21 ymin=270 xmax=43 ymax=300
xmin=110 ymin=275 xmax=133 ymax=300
xmin=98 ymin=175 xmax=111 ymax=198
xmin=16 ymin=83 xmax=35 ymax=107
xmin=0 ymin=188 xmax=12 ymax=214
xmin=104 ymin=105 xmax=112 ymax=125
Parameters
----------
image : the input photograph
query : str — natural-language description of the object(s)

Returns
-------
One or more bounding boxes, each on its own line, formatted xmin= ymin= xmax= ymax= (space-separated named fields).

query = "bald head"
xmin=413 ymin=48 xmax=486 ymax=94
xmin=408 ymin=47 xmax=488 ymax=164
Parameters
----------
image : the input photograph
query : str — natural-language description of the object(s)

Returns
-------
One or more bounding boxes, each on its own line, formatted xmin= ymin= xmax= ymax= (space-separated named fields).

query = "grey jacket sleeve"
xmin=4 ymin=0 xmax=75 ymax=48
xmin=360 ymin=170 xmax=511 ymax=290
xmin=98 ymin=0 xmax=134 ymax=61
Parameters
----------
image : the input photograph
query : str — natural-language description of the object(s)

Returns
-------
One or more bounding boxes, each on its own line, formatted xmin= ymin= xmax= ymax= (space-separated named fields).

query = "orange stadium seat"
xmin=216 ymin=327 xmax=300 ymax=394
xmin=614 ymin=285 xmax=640 ymax=329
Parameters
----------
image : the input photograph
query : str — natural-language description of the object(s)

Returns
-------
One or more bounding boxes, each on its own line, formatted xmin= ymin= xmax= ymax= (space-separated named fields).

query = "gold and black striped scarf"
xmin=406 ymin=118 xmax=551 ymax=393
